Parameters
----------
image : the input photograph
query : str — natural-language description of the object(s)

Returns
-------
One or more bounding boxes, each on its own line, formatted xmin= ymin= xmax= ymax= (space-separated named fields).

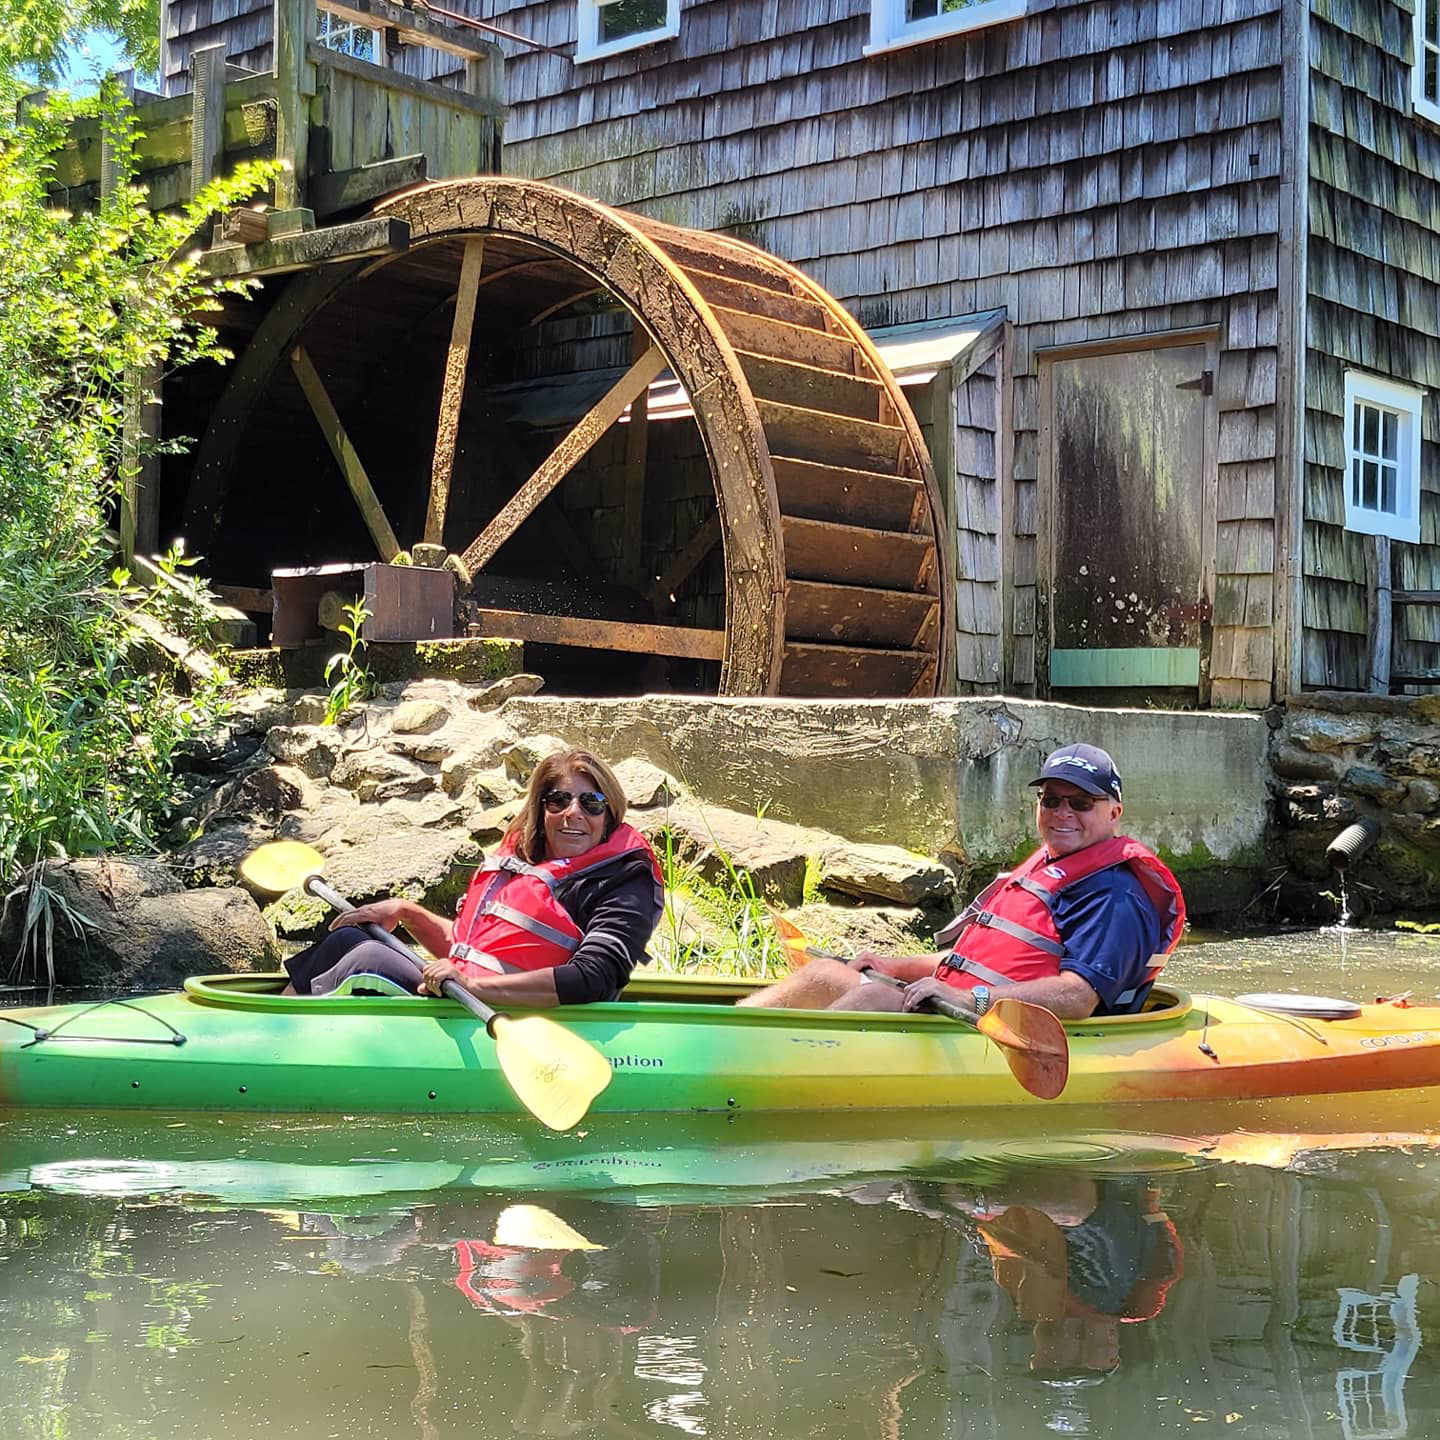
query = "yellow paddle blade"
xmin=766 ymin=905 xmax=816 ymax=970
xmin=493 ymin=1204 xmax=605 ymax=1252
xmin=979 ymin=999 xmax=1070 ymax=1101
xmin=491 ymin=1014 xmax=614 ymax=1131
xmin=239 ymin=840 xmax=326 ymax=897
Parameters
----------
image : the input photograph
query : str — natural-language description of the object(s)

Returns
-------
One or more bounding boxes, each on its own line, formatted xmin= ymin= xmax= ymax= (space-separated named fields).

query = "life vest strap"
xmin=480 ymin=901 xmax=581 ymax=952
xmin=973 ymin=910 xmax=1065 ymax=957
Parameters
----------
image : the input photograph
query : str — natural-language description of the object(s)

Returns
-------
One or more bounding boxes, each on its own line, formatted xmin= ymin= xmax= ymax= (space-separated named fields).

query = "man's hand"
xmin=849 ymin=948 xmax=887 ymax=974
xmin=902 ymin=975 xmax=971 ymax=1015
xmin=419 ymin=957 xmax=466 ymax=997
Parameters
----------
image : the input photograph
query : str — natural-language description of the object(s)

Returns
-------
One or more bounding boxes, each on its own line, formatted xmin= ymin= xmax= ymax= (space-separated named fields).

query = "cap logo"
xmin=1055 ymin=755 xmax=1099 ymax=773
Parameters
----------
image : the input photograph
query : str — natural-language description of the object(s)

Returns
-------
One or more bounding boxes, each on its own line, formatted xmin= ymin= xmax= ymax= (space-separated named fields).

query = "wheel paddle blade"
xmin=490 ymin=1014 xmax=613 ymax=1131
xmin=239 ymin=840 xmax=326 ymax=897
xmin=978 ymin=999 xmax=1070 ymax=1100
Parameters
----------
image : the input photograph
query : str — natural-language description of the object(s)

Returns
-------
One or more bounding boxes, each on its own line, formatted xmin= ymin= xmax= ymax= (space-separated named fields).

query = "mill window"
xmin=1416 ymin=0 xmax=1440 ymax=123
xmin=576 ymin=0 xmax=679 ymax=62
xmin=315 ymin=9 xmax=381 ymax=62
xmin=867 ymin=0 xmax=1026 ymax=57
xmin=1343 ymin=372 xmax=1423 ymax=544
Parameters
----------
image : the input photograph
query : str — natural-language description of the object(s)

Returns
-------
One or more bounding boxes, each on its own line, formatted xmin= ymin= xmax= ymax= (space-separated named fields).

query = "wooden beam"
xmin=189 ymin=44 xmax=226 ymax=194
xmin=427 ymin=238 xmax=485 ymax=547
xmin=319 ymin=0 xmax=504 ymax=60
xmin=289 ymin=344 xmax=401 ymax=561
xmin=1393 ymin=590 xmax=1440 ymax=605
xmin=272 ymin=0 xmax=316 ymax=211
xmin=310 ymin=154 xmax=428 ymax=220
xmin=201 ymin=216 xmax=409 ymax=279
xmin=649 ymin=513 xmax=721 ymax=609
xmin=469 ymin=608 xmax=724 ymax=661
xmin=621 ymin=326 xmax=652 ymax=588
xmin=213 ymin=584 xmax=275 ymax=614
xmin=461 ymin=346 xmax=668 ymax=573
xmin=1366 ymin=534 xmax=1392 ymax=694
xmin=306 ymin=44 xmax=504 ymax=118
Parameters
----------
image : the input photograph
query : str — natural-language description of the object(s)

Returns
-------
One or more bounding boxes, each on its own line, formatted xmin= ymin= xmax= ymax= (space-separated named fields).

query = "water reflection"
xmin=1 ymin=1121 xmax=1438 ymax=1439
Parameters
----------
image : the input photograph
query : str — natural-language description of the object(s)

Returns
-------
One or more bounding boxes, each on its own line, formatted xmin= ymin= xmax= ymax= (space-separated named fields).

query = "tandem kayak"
xmin=2 ymin=973 xmax=1439 ymax=1120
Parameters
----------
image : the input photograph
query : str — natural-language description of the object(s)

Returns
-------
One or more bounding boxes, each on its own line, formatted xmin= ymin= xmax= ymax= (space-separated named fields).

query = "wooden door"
xmin=1041 ymin=340 xmax=1215 ymax=694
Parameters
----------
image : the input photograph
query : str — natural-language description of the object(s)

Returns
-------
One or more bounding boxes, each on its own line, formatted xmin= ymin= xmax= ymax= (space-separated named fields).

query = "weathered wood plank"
xmin=427 ymin=238 xmax=484 ymax=547
xmin=310 ymin=155 xmax=429 ymax=220
xmin=771 ymin=457 xmax=925 ymax=532
xmin=781 ymin=516 xmax=934 ymax=592
xmin=784 ymin=580 xmax=938 ymax=648
xmin=469 ymin=608 xmax=724 ymax=660
xmin=461 ymin=346 xmax=668 ymax=573
xmin=778 ymin=642 xmax=932 ymax=698
xmin=201 ymin=215 xmax=409 ymax=278
xmin=289 ymin=344 xmax=401 ymax=560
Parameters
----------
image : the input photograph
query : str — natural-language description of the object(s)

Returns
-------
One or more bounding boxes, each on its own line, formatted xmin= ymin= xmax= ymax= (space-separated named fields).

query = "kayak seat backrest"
xmin=326 ymin=972 xmax=413 ymax=998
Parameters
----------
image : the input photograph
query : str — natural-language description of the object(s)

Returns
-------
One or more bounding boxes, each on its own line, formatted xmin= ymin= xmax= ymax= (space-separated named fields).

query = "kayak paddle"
xmin=766 ymin=906 xmax=1069 ymax=1100
xmin=240 ymin=841 xmax=613 ymax=1131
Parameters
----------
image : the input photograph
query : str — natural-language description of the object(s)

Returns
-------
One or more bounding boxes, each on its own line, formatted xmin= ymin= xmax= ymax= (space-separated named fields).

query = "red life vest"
xmin=934 ymin=836 xmax=1185 ymax=1011
xmin=448 ymin=823 xmax=663 ymax=979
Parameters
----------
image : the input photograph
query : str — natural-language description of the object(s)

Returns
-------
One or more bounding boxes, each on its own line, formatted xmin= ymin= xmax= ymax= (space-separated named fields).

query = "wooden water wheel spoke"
xmin=427 ymin=237 xmax=485 ymax=547
xmin=459 ymin=344 xmax=668 ymax=574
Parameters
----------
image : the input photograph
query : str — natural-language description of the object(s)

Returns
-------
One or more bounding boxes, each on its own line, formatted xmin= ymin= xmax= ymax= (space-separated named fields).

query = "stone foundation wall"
xmin=1270 ymin=692 xmax=1440 ymax=919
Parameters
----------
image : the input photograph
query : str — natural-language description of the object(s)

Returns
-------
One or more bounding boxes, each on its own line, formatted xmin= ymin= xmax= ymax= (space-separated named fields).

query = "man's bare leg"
xmin=827 ymin=979 xmax=906 ymax=1012
xmin=734 ymin=957 xmax=864 ymax=1009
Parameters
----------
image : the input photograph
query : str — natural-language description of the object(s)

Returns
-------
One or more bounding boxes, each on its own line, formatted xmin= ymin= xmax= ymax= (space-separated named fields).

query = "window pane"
xmin=1429 ymin=50 xmax=1439 ymax=103
xmin=1363 ymin=460 xmax=1379 ymax=509
xmin=1362 ymin=404 xmax=1380 ymax=455
xmin=599 ymin=0 xmax=667 ymax=41
xmin=1381 ymin=408 xmax=1398 ymax=459
xmin=1382 ymin=465 xmax=1398 ymax=514
xmin=1352 ymin=458 xmax=1362 ymax=507
xmin=1428 ymin=0 xmax=1439 ymax=47
xmin=1353 ymin=406 xmax=1363 ymax=452
xmin=907 ymin=0 xmax=939 ymax=17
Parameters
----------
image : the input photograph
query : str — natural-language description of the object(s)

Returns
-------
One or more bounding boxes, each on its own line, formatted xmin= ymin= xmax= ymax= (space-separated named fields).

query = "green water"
xmin=0 ymin=927 xmax=1438 ymax=1439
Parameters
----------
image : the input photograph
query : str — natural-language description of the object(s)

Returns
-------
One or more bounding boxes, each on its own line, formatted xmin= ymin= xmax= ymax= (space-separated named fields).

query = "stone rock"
xmin=468 ymin=673 xmax=545 ymax=709
xmin=1383 ymin=741 xmax=1440 ymax=779
xmin=390 ymin=733 xmax=456 ymax=765
xmin=1402 ymin=778 xmax=1440 ymax=814
xmin=230 ymin=690 xmax=294 ymax=734
xmin=266 ymin=725 xmax=342 ymax=779
xmin=1268 ymin=744 xmax=1339 ymax=782
xmin=170 ymin=820 xmax=274 ymax=888
xmin=331 ymin=750 xmax=437 ymax=801
xmin=498 ymin=735 xmax=569 ymax=782
xmin=817 ymin=843 xmax=955 ymax=906
xmin=291 ymin=694 xmax=329 ymax=725
xmin=1286 ymin=712 xmax=1379 ymax=753
xmin=175 ymin=724 xmax=265 ymax=775
xmin=229 ymin=763 xmax=317 ymax=819
xmin=779 ymin=903 xmax=938 ymax=956
xmin=0 ymin=857 xmax=276 ymax=987
xmin=612 ymin=757 xmax=680 ymax=810
xmin=440 ymin=750 xmax=516 ymax=801
xmin=392 ymin=699 xmax=449 ymax=735
xmin=1342 ymin=766 xmax=1408 ymax=805
xmin=636 ymin=803 xmax=828 ymax=907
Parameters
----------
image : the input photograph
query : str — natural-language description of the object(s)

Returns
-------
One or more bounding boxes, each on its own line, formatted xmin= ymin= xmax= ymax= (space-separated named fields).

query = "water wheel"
xmin=182 ymin=177 xmax=951 ymax=696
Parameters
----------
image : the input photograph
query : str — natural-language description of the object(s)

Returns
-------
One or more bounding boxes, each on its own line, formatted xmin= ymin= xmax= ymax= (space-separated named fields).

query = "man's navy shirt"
xmin=1051 ymin=866 xmax=1162 ymax=1014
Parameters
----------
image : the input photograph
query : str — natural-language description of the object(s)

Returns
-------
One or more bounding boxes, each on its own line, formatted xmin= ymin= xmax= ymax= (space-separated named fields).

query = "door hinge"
xmin=1177 ymin=370 xmax=1214 ymax=396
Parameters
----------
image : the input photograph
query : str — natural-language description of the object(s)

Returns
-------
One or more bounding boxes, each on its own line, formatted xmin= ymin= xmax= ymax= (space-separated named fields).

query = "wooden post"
xmin=620 ymin=327 xmax=653 ymax=588
xmin=1366 ymin=534 xmax=1393 ymax=694
xmin=290 ymin=344 xmax=402 ymax=560
xmin=426 ymin=238 xmax=485 ymax=547
xmin=460 ymin=346 xmax=668 ymax=574
xmin=273 ymin=0 xmax=317 ymax=210
xmin=189 ymin=44 xmax=227 ymax=193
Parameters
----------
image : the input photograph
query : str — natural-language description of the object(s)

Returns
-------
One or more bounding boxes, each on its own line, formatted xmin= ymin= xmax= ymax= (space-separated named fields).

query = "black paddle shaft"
xmin=303 ymin=876 xmax=500 ymax=1030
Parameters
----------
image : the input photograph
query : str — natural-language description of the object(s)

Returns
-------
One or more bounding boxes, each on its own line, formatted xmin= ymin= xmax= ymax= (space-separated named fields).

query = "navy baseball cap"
xmin=1029 ymin=744 xmax=1122 ymax=801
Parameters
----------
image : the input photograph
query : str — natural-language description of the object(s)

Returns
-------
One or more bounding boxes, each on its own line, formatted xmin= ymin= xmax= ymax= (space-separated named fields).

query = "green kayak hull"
xmin=4 ymin=973 xmax=1440 ymax=1120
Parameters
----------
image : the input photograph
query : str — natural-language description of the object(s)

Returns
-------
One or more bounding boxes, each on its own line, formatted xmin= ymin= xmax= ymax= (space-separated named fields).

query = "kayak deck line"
xmin=0 ymin=998 xmax=187 ymax=1049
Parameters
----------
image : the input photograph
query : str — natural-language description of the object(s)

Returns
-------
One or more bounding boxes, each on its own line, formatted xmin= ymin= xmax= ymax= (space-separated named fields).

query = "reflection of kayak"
xmin=2 ymin=1106 xmax=1438 ymax=1209
xmin=4 ymin=974 xmax=1440 ymax=1119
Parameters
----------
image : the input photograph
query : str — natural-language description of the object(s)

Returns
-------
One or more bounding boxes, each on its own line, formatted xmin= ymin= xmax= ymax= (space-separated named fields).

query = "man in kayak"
xmin=740 ymin=743 xmax=1185 ymax=1019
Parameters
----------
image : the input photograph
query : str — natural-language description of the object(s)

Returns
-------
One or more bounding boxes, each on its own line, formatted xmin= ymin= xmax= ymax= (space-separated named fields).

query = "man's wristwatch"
xmin=972 ymin=984 xmax=992 ymax=1017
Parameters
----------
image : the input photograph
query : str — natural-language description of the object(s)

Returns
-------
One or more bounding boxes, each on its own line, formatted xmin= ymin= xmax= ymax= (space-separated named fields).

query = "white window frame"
xmin=316 ymin=9 xmax=381 ymax=63
xmin=575 ymin=0 xmax=680 ymax=63
xmin=1415 ymin=0 xmax=1440 ymax=124
xmin=1342 ymin=371 xmax=1423 ymax=544
xmin=866 ymin=0 xmax=1026 ymax=58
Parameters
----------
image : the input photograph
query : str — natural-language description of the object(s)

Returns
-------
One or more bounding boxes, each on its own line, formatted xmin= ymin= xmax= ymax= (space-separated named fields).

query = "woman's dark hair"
xmin=504 ymin=748 xmax=627 ymax=863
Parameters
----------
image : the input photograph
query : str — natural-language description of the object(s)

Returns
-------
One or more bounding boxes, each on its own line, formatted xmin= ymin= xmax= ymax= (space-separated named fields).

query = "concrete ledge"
xmin=500 ymin=696 xmax=1269 ymax=886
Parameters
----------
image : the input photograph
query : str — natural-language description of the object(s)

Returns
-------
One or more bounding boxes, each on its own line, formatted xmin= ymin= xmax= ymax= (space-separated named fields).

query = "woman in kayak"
xmin=281 ymin=747 xmax=664 ymax=1005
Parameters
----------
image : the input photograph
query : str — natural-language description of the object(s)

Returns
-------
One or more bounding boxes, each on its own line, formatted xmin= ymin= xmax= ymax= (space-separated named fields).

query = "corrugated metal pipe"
xmin=1326 ymin=819 xmax=1382 ymax=872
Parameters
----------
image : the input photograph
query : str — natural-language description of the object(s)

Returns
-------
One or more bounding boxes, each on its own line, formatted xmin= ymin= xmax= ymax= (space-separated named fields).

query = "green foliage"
xmin=323 ymin=598 xmax=373 ymax=724
xmin=0 ymin=0 xmax=160 ymax=104
xmin=0 ymin=90 xmax=272 ymax=896
xmin=1395 ymin=920 xmax=1440 ymax=935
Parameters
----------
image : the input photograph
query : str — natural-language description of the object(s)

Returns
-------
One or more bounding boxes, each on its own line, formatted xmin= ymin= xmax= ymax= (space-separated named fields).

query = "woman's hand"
xmin=419 ymin=957 xmax=467 ymax=997
xmin=902 ymin=976 xmax=968 ymax=1015
xmin=328 ymin=898 xmax=410 ymax=934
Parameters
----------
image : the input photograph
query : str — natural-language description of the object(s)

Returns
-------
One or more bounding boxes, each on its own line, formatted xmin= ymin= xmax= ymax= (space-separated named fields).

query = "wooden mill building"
xmin=385 ymin=0 xmax=1436 ymax=705
xmin=58 ymin=0 xmax=1440 ymax=701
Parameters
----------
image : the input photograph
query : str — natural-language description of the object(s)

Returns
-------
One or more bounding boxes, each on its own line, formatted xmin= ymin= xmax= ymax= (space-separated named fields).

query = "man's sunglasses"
xmin=1037 ymin=791 xmax=1106 ymax=812
xmin=541 ymin=789 xmax=609 ymax=817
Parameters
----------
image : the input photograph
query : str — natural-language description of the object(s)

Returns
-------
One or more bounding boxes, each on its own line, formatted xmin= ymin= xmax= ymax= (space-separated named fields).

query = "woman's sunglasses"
xmin=541 ymin=789 xmax=609 ymax=817
xmin=1037 ymin=792 xmax=1105 ymax=812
